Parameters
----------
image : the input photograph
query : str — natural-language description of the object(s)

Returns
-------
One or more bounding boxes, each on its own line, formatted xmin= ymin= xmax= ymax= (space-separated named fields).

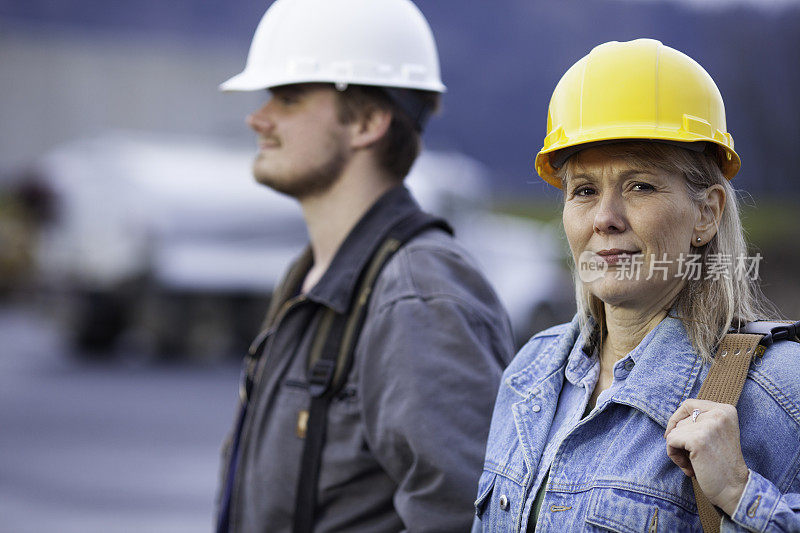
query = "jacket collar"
xmin=304 ymin=185 xmax=422 ymax=314
xmin=506 ymin=314 xmax=707 ymax=428
xmin=506 ymin=315 xmax=583 ymax=398
xmin=611 ymin=315 xmax=706 ymax=428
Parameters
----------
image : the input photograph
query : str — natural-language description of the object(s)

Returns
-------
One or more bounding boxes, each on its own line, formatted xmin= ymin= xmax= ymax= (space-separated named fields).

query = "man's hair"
xmin=557 ymin=141 xmax=776 ymax=362
xmin=335 ymin=85 xmax=440 ymax=181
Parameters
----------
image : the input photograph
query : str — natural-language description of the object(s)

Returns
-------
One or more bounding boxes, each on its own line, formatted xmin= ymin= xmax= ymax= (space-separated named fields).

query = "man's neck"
xmin=299 ymin=161 xmax=396 ymax=293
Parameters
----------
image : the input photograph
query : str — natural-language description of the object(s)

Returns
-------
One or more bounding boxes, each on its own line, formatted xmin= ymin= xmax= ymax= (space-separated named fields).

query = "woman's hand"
xmin=664 ymin=399 xmax=750 ymax=516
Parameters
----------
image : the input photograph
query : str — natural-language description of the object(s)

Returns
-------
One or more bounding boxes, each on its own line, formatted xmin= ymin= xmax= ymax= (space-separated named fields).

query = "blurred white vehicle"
xmin=32 ymin=132 xmax=572 ymax=357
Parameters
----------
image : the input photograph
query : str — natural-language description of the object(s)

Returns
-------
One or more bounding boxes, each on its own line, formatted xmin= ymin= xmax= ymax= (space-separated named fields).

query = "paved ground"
xmin=0 ymin=304 xmax=241 ymax=533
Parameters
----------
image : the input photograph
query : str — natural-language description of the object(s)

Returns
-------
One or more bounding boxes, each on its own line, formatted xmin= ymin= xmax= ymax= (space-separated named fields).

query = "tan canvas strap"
xmin=697 ymin=334 xmax=765 ymax=405
xmin=693 ymin=333 xmax=764 ymax=533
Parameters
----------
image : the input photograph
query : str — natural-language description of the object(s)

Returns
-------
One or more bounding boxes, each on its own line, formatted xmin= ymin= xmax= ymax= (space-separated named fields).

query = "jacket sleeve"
xmin=357 ymin=293 xmax=514 ymax=532
xmin=721 ymin=469 xmax=800 ymax=532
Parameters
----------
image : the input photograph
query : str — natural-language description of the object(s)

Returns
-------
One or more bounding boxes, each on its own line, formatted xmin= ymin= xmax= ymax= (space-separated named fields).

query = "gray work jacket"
xmin=218 ymin=186 xmax=515 ymax=532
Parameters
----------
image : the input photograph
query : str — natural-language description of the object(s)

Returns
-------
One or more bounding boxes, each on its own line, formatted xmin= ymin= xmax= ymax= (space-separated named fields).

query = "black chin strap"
xmin=331 ymin=83 xmax=436 ymax=133
xmin=382 ymin=87 xmax=436 ymax=133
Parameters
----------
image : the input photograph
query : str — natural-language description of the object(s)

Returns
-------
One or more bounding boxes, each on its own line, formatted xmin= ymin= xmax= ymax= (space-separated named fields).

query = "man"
xmin=216 ymin=1 xmax=514 ymax=531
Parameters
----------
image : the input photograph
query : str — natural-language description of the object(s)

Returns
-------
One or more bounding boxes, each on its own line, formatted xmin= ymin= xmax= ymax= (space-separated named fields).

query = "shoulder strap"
xmin=262 ymin=248 xmax=314 ymax=331
xmin=292 ymin=211 xmax=452 ymax=533
xmin=693 ymin=319 xmax=799 ymax=533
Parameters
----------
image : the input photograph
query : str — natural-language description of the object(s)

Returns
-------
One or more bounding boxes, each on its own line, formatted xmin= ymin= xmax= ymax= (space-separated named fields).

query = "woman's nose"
xmin=593 ymin=193 xmax=627 ymax=234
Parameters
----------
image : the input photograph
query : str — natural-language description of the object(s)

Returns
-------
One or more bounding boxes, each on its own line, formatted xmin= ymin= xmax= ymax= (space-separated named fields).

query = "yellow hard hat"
xmin=535 ymin=39 xmax=740 ymax=188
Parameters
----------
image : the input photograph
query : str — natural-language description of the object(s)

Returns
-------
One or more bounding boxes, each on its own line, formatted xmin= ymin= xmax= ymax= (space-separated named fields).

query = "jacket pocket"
xmin=474 ymin=470 xmax=527 ymax=532
xmin=586 ymin=485 xmax=699 ymax=533
xmin=474 ymin=470 xmax=497 ymax=519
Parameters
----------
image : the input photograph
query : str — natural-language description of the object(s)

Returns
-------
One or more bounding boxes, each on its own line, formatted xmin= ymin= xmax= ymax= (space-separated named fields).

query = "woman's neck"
xmin=588 ymin=303 xmax=670 ymax=409
xmin=600 ymin=303 xmax=670 ymax=364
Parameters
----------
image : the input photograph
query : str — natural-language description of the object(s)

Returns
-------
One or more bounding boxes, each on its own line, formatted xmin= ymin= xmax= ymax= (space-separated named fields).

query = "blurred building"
xmin=1 ymin=0 xmax=798 ymax=321
xmin=1 ymin=0 xmax=799 ymax=194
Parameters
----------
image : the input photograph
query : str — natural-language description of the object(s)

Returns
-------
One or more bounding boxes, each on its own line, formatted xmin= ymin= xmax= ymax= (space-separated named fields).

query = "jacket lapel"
xmin=507 ymin=319 xmax=581 ymax=476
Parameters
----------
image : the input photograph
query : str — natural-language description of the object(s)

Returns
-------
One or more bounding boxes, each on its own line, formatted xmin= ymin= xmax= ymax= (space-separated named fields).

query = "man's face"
xmin=246 ymin=84 xmax=351 ymax=199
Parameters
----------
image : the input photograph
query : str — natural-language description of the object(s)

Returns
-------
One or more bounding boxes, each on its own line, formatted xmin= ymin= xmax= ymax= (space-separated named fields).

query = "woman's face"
xmin=562 ymin=147 xmax=703 ymax=311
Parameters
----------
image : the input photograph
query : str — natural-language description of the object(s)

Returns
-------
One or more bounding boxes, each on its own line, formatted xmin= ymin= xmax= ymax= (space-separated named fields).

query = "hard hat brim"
xmin=219 ymin=70 xmax=447 ymax=93
xmin=219 ymin=72 xmax=266 ymax=92
xmin=535 ymin=134 xmax=741 ymax=188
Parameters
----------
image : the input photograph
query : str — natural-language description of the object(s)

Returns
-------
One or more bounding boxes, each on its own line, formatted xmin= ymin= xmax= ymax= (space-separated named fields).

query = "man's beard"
xmin=253 ymin=145 xmax=348 ymax=201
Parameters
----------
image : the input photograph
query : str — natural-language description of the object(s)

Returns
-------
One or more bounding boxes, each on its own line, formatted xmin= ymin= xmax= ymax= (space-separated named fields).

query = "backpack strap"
xmin=292 ymin=211 xmax=452 ymax=533
xmin=262 ymin=248 xmax=314 ymax=331
xmin=693 ymin=319 xmax=800 ymax=533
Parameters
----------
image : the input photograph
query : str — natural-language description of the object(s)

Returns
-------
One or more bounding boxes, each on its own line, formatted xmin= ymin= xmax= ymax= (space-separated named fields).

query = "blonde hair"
xmin=557 ymin=142 xmax=776 ymax=361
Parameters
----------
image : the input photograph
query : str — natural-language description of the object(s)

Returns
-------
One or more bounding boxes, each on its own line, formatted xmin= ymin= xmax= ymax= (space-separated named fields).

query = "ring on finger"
xmin=691 ymin=408 xmax=701 ymax=423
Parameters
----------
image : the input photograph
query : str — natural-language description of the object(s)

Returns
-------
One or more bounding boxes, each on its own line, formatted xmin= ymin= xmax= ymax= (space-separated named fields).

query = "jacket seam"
xmin=748 ymin=371 xmax=800 ymax=427
xmin=746 ymin=374 xmax=800 ymax=493
xmin=371 ymin=292 xmax=498 ymax=338
xmin=483 ymin=460 xmax=527 ymax=486
xmin=385 ymin=235 xmax=502 ymax=319
xmin=506 ymin=351 xmax=566 ymax=399
xmin=550 ymin=478 xmax=697 ymax=511
xmin=530 ymin=323 xmax=571 ymax=340
xmin=547 ymin=483 xmax=695 ymax=514
xmin=756 ymin=484 xmax=783 ymax=533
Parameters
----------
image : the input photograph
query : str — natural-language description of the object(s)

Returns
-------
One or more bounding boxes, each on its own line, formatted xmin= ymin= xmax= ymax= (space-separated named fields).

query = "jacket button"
xmin=499 ymin=494 xmax=509 ymax=510
xmin=532 ymin=404 xmax=541 ymax=413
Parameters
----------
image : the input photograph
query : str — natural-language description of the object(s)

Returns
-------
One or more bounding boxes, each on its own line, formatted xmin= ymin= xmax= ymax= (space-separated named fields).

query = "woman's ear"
xmin=693 ymin=184 xmax=726 ymax=245
xmin=348 ymin=106 xmax=392 ymax=149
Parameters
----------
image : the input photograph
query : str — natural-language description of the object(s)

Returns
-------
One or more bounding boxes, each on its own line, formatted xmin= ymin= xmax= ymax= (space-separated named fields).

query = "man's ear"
xmin=693 ymin=184 xmax=726 ymax=244
xmin=348 ymin=107 xmax=392 ymax=149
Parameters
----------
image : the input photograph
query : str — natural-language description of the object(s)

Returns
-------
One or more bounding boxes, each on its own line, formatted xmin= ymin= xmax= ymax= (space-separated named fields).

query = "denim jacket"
xmin=473 ymin=315 xmax=800 ymax=532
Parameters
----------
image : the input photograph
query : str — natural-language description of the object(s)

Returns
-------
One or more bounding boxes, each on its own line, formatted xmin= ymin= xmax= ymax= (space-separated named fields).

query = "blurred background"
xmin=1 ymin=0 xmax=798 ymax=531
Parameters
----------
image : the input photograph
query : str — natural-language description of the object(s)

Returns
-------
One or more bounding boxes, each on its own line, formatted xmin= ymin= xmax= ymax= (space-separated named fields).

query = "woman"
xmin=473 ymin=39 xmax=800 ymax=532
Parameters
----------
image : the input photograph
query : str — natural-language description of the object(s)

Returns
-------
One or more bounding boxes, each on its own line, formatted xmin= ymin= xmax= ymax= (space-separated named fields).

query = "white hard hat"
xmin=220 ymin=0 xmax=446 ymax=93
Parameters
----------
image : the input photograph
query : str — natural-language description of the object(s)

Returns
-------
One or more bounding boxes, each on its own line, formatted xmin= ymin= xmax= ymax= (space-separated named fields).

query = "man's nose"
xmin=246 ymin=102 xmax=274 ymax=133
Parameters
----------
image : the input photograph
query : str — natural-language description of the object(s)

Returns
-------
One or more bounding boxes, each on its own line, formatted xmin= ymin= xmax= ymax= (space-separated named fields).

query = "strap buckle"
xmin=760 ymin=322 xmax=800 ymax=347
xmin=307 ymin=359 xmax=336 ymax=398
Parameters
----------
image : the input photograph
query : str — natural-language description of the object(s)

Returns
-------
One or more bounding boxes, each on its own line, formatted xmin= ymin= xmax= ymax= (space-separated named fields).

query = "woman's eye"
xmin=631 ymin=182 xmax=656 ymax=192
xmin=573 ymin=185 xmax=596 ymax=197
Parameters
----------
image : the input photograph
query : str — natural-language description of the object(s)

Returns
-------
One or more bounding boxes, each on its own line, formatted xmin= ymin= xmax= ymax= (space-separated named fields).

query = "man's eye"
xmin=270 ymin=90 xmax=302 ymax=105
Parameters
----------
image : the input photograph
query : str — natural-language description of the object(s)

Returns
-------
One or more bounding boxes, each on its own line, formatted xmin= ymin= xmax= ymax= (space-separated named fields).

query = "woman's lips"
xmin=596 ymin=249 xmax=641 ymax=265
